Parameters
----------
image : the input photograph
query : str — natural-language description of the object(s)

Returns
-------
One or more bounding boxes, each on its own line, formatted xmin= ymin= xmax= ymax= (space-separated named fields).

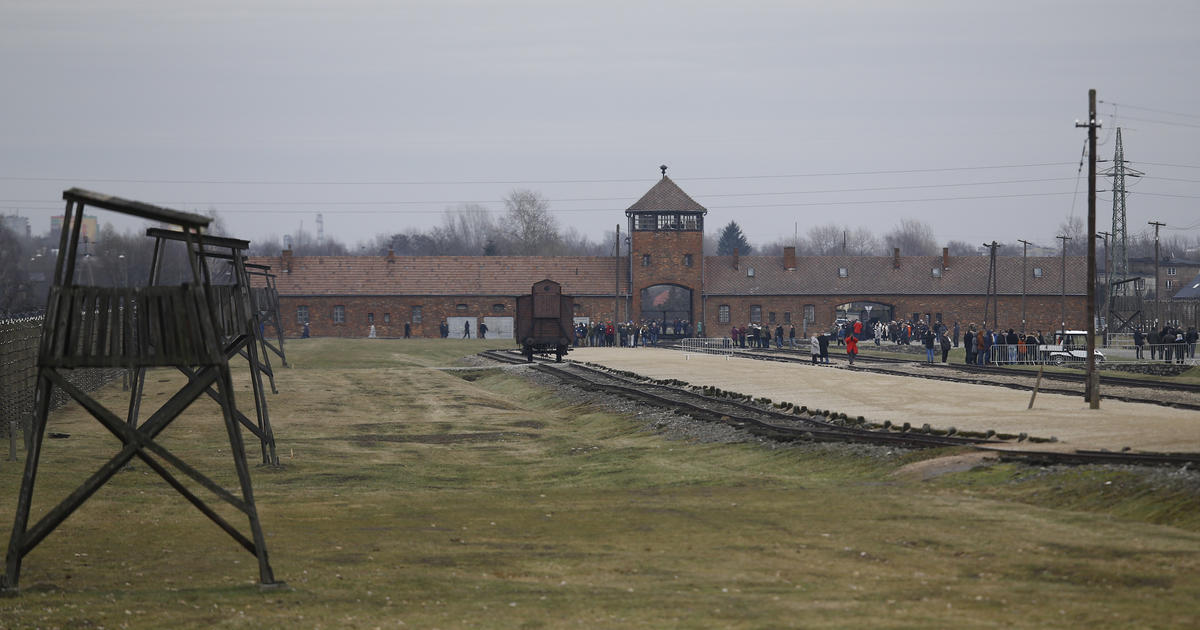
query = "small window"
xmin=935 ymin=312 xmax=943 ymax=323
xmin=297 ymin=305 xmax=309 ymax=324
xmin=1165 ymin=279 xmax=1175 ymax=289
xmin=768 ymin=311 xmax=777 ymax=324
xmin=1033 ymin=267 xmax=1044 ymax=278
xmin=367 ymin=312 xmax=374 ymax=324
xmin=750 ymin=305 xmax=762 ymax=323
xmin=838 ymin=267 xmax=848 ymax=278
xmin=384 ymin=313 xmax=391 ymax=324
xmin=455 ymin=304 xmax=468 ymax=311
xmin=718 ymin=304 xmax=731 ymax=324
xmin=803 ymin=305 xmax=815 ymax=323
xmin=1167 ymin=267 xmax=1177 ymax=276
xmin=642 ymin=254 xmax=651 ymax=267
xmin=683 ymin=254 xmax=693 ymax=267
xmin=412 ymin=306 xmax=423 ymax=323
xmin=333 ymin=305 xmax=345 ymax=324
xmin=492 ymin=303 xmax=506 ymax=313
xmin=784 ymin=311 xmax=792 ymax=323
xmin=747 ymin=267 xmax=755 ymax=277
xmin=931 ymin=267 xmax=942 ymax=277
xmin=573 ymin=303 xmax=581 ymax=313
xmin=912 ymin=312 xmax=920 ymax=323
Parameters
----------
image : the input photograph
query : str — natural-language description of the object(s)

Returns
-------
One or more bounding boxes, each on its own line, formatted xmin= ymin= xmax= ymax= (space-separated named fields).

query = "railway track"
xmin=478 ymin=349 xmax=1200 ymax=468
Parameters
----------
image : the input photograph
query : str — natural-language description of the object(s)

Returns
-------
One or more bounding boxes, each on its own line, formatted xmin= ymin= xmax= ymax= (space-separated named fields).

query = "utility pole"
xmin=1097 ymin=230 xmax=1111 ymax=345
xmin=614 ymin=224 xmax=621 ymax=323
xmin=1018 ymin=239 xmax=1032 ymax=333
xmin=1149 ymin=220 xmax=1165 ymax=328
xmin=1076 ymin=89 xmax=1101 ymax=409
xmin=981 ymin=241 xmax=999 ymax=329
xmin=1057 ymin=235 xmax=1071 ymax=335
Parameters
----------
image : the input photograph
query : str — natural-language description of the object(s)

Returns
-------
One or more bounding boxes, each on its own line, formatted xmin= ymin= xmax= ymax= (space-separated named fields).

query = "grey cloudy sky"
xmin=3 ymin=0 xmax=1198 ymax=252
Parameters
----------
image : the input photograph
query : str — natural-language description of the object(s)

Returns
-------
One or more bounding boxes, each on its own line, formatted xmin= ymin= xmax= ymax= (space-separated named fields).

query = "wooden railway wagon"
xmin=514 ymin=279 xmax=573 ymax=362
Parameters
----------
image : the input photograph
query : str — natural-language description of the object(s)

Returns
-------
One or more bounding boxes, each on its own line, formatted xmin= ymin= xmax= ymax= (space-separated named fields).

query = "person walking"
xmin=818 ymin=332 xmax=831 ymax=364
xmin=462 ymin=320 xmax=471 ymax=339
xmin=789 ymin=324 xmax=796 ymax=350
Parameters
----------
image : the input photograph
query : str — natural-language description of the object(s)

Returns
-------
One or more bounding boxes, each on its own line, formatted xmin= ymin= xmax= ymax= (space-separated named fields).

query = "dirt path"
xmin=571 ymin=347 xmax=1200 ymax=453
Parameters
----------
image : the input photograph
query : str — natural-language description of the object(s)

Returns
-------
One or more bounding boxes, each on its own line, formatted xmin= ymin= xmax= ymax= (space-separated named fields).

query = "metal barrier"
xmin=986 ymin=343 xmax=1197 ymax=366
xmin=680 ymin=337 xmax=733 ymax=359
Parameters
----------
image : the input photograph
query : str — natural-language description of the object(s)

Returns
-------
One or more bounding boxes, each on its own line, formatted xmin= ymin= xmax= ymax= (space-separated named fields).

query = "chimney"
xmin=942 ymin=247 xmax=949 ymax=270
xmin=783 ymin=246 xmax=796 ymax=271
xmin=892 ymin=247 xmax=900 ymax=269
xmin=281 ymin=248 xmax=293 ymax=273
xmin=733 ymin=247 xmax=740 ymax=270
xmin=386 ymin=248 xmax=396 ymax=264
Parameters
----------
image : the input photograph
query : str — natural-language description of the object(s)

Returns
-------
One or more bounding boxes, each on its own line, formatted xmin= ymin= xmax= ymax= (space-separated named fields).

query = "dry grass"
xmin=1 ymin=337 xmax=1198 ymax=629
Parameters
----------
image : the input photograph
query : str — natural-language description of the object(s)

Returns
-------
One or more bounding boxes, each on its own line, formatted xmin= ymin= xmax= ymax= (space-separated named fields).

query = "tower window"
xmin=683 ymin=254 xmax=693 ymax=267
xmin=642 ymin=254 xmax=651 ymax=267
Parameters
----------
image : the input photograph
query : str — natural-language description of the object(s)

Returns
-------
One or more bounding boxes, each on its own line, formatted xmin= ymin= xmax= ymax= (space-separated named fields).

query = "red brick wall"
xmin=280 ymin=295 xmax=628 ymax=338
xmin=630 ymin=229 xmax=704 ymax=324
xmin=701 ymin=294 xmax=1088 ymax=337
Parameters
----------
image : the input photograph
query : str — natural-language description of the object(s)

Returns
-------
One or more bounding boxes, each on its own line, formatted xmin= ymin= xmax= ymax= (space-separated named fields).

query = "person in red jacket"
xmin=845 ymin=332 xmax=859 ymax=365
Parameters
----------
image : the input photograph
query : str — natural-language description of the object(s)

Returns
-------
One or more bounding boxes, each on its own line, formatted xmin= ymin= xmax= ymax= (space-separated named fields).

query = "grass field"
xmin=2 ymin=338 xmax=1198 ymax=629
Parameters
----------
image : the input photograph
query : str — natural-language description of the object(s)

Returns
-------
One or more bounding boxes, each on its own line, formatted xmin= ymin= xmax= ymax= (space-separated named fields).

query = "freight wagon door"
xmin=482 ymin=316 xmax=513 ymax=340
xmin=446 ymin=316 xmax=477 ymax=339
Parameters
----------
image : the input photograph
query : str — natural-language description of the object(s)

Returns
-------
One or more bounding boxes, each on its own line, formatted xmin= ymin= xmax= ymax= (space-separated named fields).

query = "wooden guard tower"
xmin=125 ymin=227 xmax=280 ymax=466
xmin=245 ymin=262 xmax=288 ymax=372
xmin=2 ymin=189 xmax=282 ymax=594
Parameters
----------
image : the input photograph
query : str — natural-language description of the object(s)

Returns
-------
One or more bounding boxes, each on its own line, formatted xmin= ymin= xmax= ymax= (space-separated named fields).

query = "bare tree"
xmin=882 ymin=219 xmax=938 ymax=256
xmin=805 ymin=224 xmax=878 ymax=256
xmin=945 ymin=240 xmax=979 ymax=257
xmin=1055 ymin=216 xmax=1087 ymax=256
xmin=503 ymin=189 xmax=561 ymax=255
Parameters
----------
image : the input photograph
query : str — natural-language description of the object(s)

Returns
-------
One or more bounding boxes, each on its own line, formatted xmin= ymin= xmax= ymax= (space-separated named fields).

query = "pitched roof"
xmin=704 ymin=254 xmax=1088 ymax=296
xmin=625 ymin=176 xmax=707 ymax=213
xmin=1173 ymin=271 xmax=1200 ymax=299
xmin=249 ymin=255 xmax=627 ymax=297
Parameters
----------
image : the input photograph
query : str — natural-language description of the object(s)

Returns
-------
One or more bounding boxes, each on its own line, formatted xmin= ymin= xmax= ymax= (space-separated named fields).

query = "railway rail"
xmin=478 ymin=349 xmax=1200 ymax=469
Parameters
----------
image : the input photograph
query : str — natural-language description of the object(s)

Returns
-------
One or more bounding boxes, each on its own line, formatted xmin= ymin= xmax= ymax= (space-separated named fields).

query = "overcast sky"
xmin=3 ymin=0 xmax=1198 ymax=253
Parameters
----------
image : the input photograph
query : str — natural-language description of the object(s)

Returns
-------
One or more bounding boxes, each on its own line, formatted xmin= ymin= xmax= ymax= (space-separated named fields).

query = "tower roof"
xmin=626 ymin=175 xmax=707 ymax=214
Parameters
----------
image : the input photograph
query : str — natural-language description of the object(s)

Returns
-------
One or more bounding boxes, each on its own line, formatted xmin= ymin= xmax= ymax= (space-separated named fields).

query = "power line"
xmin=0 ymin=191 xmax=1081 ymax=216
xmin=0 ymin=161 xmax=1077 ymax=187
xmin=1119 ymin=115 xmax=1200 ymax=130
xmin=0 ymin=176 xmax=1081 ymax=208
xmin=1099 ymin=100 xmax=1200 ymax=120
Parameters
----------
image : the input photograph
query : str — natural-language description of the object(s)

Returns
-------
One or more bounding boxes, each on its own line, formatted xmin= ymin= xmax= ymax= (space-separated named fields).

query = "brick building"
xmin=251 ymin=171 xmax=1088 ymax=339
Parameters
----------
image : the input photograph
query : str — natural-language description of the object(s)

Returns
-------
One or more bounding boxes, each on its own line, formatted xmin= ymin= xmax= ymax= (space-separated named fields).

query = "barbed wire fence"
xmin=2 ymin=315 xmax=125 ymax=462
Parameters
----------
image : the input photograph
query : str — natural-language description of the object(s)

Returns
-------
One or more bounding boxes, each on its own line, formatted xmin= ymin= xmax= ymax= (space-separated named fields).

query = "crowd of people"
xmin=1135 ymin=326 xmax=1199 ymax=363
xmin=572 ymin=319 xmax=695 ymax=347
